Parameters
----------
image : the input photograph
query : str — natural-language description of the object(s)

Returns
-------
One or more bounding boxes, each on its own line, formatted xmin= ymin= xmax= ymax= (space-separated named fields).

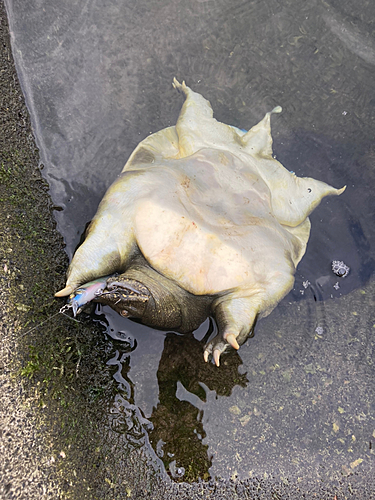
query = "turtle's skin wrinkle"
xmin=56 ymin=79 xmax=345 ymax=366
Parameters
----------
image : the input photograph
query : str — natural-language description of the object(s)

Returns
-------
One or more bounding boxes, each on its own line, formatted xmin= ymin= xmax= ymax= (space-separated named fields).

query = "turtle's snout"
xmin=106 ymin=278 xmax=150 ymax=297
xmin=94 ymin=277 xmax=151 ymax=319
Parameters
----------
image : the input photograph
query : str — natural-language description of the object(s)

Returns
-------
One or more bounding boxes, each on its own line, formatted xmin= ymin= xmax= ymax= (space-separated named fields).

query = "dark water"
xmin=5 ymin=0 xmax=375 ymax=484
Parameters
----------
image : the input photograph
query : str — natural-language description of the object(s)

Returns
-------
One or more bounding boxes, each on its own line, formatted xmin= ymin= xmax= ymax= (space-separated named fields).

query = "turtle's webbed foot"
xmin=206 ymin=297 xmax=259 ymax=367
xmin=95 ymin=276 xmax=150 ymax=318
xmin=203 ymin=332 xmax=240 ymax=367
xmin=172 ymin=77 xmax=188 ymax=95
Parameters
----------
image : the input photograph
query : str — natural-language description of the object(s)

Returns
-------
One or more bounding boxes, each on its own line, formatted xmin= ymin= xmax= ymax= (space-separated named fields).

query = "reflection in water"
xmin=91 ymin=279 xmax=375 ymax=484
xmin=94 ymin=311 xmax=248 ymax=481
xmin=149 ymin=330 xmax=248 ymax=481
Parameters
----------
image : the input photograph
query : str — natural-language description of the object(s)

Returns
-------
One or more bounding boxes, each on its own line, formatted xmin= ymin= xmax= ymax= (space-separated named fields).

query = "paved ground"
xmin=0 ymin=2 xmax=67 ymax=497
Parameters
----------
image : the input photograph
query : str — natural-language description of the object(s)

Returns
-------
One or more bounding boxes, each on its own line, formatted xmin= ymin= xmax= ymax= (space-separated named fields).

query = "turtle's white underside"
xmin=55 ymin=79 xmax=345 ymax=365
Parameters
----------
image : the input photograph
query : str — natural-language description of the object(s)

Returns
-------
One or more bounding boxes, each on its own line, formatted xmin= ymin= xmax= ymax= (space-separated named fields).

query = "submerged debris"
xmin=315 ymin=326 xmax=324 ymax=336
xmin=331 ymin=260 xmax=350 ymax=278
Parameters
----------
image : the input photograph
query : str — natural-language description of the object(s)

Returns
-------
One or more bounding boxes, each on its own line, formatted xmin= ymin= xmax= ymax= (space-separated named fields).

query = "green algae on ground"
xmin=0 ymin=146 xmax=138 ymax=497
xmin=0 ymin=7 xmax=140 ymax=497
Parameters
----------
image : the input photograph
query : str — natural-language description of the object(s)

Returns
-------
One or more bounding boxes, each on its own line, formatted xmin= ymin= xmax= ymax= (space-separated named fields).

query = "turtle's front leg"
xmin=55 ymin=172 xmax=146 ymax=298
xmin=205 ymin=272 xmax=295 ymax=366
xmin=204 ymin=296 xmax=261 ymax=367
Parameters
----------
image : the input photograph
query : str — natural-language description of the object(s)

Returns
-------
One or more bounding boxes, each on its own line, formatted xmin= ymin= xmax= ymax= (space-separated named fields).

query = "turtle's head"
xmin=93 ymin=258 xmax=211 ymax=333
xmin=94 ymin=277 xmax=151 ymax=320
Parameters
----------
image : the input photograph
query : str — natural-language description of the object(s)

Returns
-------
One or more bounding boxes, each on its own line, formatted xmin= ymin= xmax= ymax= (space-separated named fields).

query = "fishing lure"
xmin=66 ymin=276 xmax=111 ymax=316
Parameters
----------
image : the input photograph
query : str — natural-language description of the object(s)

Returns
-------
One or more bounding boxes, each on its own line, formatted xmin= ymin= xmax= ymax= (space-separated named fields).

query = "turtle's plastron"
xmin=56 ymin=79 xmax=345 ymax=366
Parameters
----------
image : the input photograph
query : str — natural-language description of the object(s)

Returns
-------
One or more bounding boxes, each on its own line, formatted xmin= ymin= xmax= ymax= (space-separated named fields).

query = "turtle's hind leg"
xmin=172 ymin=78 xmax=214 ymax=120
xmin=173 ymin=78 xmax=235 ymax=157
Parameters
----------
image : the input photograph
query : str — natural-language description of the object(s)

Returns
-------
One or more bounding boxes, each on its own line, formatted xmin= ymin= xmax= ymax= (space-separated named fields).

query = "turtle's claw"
xmin=213 ymin=349 xmax=221 ymax=367
xmin=203 ymin=334 xmax=232 ymax=367
xmin=226 ymin=333 xmax=240 ymax=350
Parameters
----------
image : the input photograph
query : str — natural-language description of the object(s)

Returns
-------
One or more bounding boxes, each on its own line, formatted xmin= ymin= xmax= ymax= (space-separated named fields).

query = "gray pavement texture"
xmin=0 ymin=0 xmax=374 ymax=498
xmin=0 ymin=3 xmax=65 ymax=497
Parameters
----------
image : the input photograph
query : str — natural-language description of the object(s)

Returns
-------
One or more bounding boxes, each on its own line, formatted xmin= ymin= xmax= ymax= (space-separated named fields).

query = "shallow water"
xmin=5 ymin=0 xmax=375 ymax=485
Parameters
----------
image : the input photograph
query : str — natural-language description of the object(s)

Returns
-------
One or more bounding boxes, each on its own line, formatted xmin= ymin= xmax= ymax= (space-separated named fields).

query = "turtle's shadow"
xmin=94 ymin=309 xmax=248 ymax=481
xmin=148 ymin=328 xmax=248 ymax=480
